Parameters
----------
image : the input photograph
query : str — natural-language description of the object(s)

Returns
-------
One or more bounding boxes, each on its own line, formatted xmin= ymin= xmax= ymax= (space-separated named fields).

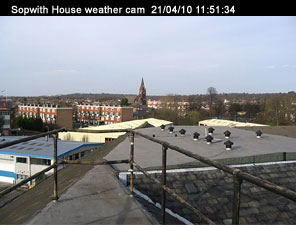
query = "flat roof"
xmin=199 ymin=119 xmax=269 ymax=127
xmin=0 ymin=136 xmax=103 ymax=159
xmin=80 ymin=118 xmax=172 ymax=131
xmin=105 ymin=126 xmax=296 ymax=171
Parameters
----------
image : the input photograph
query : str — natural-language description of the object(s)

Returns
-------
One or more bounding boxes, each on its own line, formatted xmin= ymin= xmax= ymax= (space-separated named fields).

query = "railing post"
xmin=232 ymin=170 xmax=242 ymax=225
xmin=52 ymin=134 xmax=59 ymax=202
xmin=161 ymin=144 xmax=168 ymax=225
xmin=129 ymin=132 xmax=135 ymax=195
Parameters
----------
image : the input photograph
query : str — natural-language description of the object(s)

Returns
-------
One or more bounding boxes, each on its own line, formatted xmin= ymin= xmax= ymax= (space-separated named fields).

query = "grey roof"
xmin=132 ymin=162 xmax=296 ymax=224
xmin=105 ymin=126 xmax=296 ymax=171
xmin=0 ymin=136 xmax=103 ymax=159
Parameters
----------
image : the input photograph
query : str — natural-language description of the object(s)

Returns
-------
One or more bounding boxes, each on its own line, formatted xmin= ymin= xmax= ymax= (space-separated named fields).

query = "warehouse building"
xmin=0 ymin=136 xmax=103 ymax=184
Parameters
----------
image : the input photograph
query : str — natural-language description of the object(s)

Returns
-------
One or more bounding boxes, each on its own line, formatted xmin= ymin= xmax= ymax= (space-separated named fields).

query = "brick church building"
xmin=134 ymin=78 xmax=147 ymax=105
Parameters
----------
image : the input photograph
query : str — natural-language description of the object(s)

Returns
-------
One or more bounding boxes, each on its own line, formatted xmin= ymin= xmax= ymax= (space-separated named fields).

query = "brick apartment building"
xmin=18 ymin=104 xmax=73 ymax=129
xmin=0 ymin=100 xmax=15 ymax=136
xmin=76 ymin=104 xmax=133 ymax=125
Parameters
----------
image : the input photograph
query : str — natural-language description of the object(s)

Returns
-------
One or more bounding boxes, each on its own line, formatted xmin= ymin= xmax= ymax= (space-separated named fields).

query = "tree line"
xmin=146 ymin=87 xmax=296 ymax=126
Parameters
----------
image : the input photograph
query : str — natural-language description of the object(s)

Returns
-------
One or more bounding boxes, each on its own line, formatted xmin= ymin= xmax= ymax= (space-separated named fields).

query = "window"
xmin=31 ymin=158 xmax=51 ymax=165
xmin=74 ymin=153 xmax=79 ymax=160
xmin=17 ymin=174 xmax=28 ymax=180
xmin=16 ymin=157 xmax=27 ymax=163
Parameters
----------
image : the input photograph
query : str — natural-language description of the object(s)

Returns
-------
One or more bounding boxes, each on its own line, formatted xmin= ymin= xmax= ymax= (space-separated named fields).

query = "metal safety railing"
xmin=0 ymin=128 xmax=66 ymax=199
xmin=1 ymin=128 xmax=296 ymax=225
xmin=130 ymin=130 xmax=296 ymax=225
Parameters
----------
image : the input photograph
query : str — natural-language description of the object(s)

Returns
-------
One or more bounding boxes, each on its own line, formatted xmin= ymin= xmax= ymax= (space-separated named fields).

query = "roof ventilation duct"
xmin=160 ymin=124 xmax=166 ymax=131
xmin=256 ymin=130 xmax=263 ymax=138
xmin=224 ymin=140 xmax=233 ymax=150
xmin=193 ymin=132 xmax=200 ymax=141
xmin=208 ymin=127 xmax=215 ymax=135
xmin=224 ymin=130 xmax=231 ymax=139
xmin=168 ymin=127 xmax=174 ymax=134
xmin=179 ymin=129 xmax=186 ymax=136
xmin=205 ymin=135 xmax=213 ymax=144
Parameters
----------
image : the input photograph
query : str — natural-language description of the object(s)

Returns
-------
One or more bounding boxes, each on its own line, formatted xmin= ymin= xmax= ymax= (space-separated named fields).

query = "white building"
xmin=0 ymin=136 xmax=104 ymax=184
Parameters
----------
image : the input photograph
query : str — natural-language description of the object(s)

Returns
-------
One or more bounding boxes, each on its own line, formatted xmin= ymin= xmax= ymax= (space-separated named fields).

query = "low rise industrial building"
xmin=0 ymin=136 xmax=103 ymax=184
xmin=59 ymin=118 xmax=172 ymax=143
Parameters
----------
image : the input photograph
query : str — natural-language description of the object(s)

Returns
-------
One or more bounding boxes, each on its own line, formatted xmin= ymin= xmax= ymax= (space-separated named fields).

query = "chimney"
xmin=224 ymin=130 xmax=231 ymax=139
xmin=224 ymin=140 xmax=233 ymax=150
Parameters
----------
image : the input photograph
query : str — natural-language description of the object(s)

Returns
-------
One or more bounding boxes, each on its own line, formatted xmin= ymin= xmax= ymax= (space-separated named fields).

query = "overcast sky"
xmin=0 ymin=17 xmax=295 ymax=96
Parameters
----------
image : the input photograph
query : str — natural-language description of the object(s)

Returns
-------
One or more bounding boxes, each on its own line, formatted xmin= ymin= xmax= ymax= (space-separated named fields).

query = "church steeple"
xmin=134 ymin=77 xmax=147 ymax=105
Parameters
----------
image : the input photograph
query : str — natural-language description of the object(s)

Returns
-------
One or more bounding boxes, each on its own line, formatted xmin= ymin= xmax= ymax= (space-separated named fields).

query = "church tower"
xmin=134 ymin=78 xmax=147 ymax=105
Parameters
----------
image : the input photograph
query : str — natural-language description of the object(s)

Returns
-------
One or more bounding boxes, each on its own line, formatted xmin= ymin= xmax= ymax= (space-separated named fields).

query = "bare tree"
xmin=207 ymin=87 xmax=218 ymax=107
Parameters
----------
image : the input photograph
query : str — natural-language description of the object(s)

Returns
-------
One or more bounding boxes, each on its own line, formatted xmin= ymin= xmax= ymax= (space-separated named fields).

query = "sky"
xmin=0 ymin=16 xmax=296 ymax=96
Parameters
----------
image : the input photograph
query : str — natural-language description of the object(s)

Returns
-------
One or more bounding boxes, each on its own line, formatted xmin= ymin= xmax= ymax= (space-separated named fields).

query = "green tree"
xmin=15 ymin=116 xmax=43 ymax=131
xmin=120 ymin=98 xmax=129 ymax=106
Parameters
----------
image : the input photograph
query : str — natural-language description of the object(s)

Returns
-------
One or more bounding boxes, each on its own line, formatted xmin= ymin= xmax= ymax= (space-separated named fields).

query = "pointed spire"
xmin=140 ymin=77 xmax=145 ymax=89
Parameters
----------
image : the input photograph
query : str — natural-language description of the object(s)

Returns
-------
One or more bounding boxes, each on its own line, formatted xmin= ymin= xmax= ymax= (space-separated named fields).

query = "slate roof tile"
xmin=132 ymin=162 xmax=296 ymax=224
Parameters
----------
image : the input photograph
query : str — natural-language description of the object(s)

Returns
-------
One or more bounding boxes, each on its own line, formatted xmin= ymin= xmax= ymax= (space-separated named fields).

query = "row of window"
xmin=0 ymin=111 xmax=11 ymax=115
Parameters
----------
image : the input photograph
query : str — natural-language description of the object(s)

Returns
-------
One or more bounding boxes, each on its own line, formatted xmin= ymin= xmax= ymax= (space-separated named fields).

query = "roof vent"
xmin=193 ymin=132 xmax=200 ymax=141
xmin=160 ymin=124 xmax=166 ymax=131
xmin=179 ymin=129 xmax=186 ymax=135
xmin=224 ymin=140 xmax=233 ymax=150
xmin=152 ymin=134 xmax=155 ymax=138
xmin=208 ymin=127 xmax=215 ymax=135
xmin=205 ymin=135 xmax=213 ymax=144
xmin=224 ymin=130 xmax=231 ymax=139
xmin=256 ymin=130 xmax=263 ymax=138
xmin=175 ymin=134 xmax=177 ymax=137
xmin=168 ymin=127 xmax=174 ymax=133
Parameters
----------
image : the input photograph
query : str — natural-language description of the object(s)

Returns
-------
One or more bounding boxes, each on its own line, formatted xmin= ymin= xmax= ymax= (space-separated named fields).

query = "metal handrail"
xmin=131 ymin=130 xmax=296 ymax=225
xmin=0 ymin=164 xmax=56 ymax=198
xmin=0 ymin=129 xmax=65 ymax=200
xmin=133 ymin=130 xmax=296 ymax=202
xmin=1 ymin=128 xmax=296 ymax=225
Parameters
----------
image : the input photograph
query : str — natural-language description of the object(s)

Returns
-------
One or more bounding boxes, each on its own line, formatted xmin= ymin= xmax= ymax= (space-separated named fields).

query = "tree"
xmin=187 ymin=95 xmax=203 ymax=111
xmin=243 ymin=103 xmax=261 ymax=121
xmin=120 ymin=98 xmax=129 ymax=106
xmin=207 ymin=87 xmax=218 ymax=108
xmin=15 ymin=116 xmax=43 ymax=131
xmin=212 ymin=99 xmax=225 ymax=118
xmin=229 ymin=103 xmax=241 ymax=121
